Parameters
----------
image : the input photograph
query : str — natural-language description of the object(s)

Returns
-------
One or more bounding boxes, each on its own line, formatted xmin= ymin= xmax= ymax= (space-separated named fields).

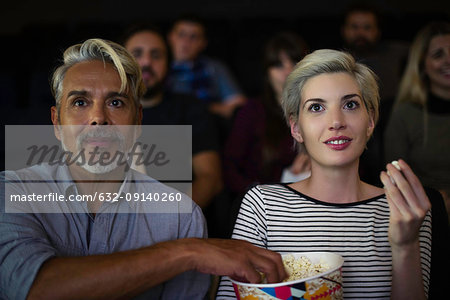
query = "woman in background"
xmin=223 ymin=32 xmax=310 ymax=199
xmin=384 ymin=21 xmax=450 ymax=222
xmin=217 ymin=49 xmax=448 ymax=299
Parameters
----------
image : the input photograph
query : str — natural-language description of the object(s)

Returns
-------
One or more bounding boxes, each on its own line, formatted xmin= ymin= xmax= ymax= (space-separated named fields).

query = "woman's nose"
xmin=328 ymin=110 xmax=346 ymax=130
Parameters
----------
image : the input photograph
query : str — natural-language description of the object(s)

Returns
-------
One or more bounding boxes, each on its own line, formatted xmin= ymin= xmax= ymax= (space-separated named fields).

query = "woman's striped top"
xmin=216 ymin=183 xmax=432 ymax=299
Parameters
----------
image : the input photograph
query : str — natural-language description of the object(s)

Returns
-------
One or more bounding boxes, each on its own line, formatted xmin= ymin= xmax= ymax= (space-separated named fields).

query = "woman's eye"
xmin=309 ymin=103 xmax=323 ymax=112
xmin=344 ymin=100 xmax=359 ymax=110
xmin=430 ymin=49 xmax=444 ymax=59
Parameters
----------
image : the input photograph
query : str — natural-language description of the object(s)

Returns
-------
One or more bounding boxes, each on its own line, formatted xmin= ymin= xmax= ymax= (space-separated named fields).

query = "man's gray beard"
xmin=60 ymin=127 xmax=129 ymax=174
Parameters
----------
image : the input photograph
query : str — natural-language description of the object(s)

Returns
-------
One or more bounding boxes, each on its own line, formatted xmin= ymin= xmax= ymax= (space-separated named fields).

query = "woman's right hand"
xmin=379 ymin=159 xmax=430 ymax=300
xmin=380 ymin=159 xmax=430 ymax=248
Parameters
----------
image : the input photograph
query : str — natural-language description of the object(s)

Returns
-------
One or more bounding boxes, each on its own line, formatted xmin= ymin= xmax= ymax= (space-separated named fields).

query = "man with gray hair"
xmin=0 ymin=38 xmax=286 ymax=299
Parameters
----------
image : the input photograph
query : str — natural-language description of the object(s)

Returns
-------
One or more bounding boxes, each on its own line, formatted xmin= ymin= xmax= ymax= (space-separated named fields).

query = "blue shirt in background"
xmin=167 ymin=56 xmax=242 ymax=104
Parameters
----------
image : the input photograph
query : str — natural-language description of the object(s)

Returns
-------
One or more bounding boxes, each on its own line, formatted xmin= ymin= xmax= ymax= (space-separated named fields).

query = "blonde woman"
xmin=384 ymin=21 xmax=450 ymax=222
xmin=217 ymin=49 xmax=448 ymax=299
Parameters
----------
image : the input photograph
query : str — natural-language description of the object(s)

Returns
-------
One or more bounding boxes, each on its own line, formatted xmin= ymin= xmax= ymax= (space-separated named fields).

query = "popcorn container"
xmin=231 ymin=252 xmax=344 ymax=300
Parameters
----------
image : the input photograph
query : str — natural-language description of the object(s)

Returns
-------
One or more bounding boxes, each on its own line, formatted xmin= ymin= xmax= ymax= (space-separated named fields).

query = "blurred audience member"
xmin=384 ymin=21 xmax=450 ymax=224
xmin=223 ymin=32 xmax=310 ymax=200
xmin=341 ymin=3 xmax=409 ymax=185
xmin=341 ymin=3 xmax=409 ymax=102
xmin=167 ymin=14 xmax=246 ymax=119
xmin=123 ymin=25 xmax=223 ymax=210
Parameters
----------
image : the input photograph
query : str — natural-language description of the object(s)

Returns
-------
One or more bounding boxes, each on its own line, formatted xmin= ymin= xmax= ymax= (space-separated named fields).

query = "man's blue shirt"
xmin=0 ymin=163 xmax=209 ymax=299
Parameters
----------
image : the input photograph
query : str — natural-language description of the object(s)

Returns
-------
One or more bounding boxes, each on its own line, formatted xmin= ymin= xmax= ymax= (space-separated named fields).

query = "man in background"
xmin=167 ymin=14 xmax=246 ymax=119
xmin=341 ymin=3 xmax=409 ymax=103
xmin=340 ymin=3 xmax=409 ymax=185
xmin=123 ymin=25 xmax=223 ymax=210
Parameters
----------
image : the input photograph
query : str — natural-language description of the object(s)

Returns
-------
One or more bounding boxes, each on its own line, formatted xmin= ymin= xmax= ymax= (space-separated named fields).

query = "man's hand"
xmin=209 ymin=95 xmax=246 ymax=119
xmin=26 ymin=237 xmax=286 ymax=300
xmin=185 ymin=238 xmax=287 ymax=284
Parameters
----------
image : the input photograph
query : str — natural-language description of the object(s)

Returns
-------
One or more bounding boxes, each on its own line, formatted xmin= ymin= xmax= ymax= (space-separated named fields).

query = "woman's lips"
xmin=324 ymin=136 xmax=352 ymax=150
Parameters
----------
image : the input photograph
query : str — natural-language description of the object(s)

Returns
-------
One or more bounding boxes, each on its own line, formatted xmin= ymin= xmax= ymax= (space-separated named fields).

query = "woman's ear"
xmin=290 ymin=117 xmax=304 ymax=143
xmin=366 ymin=110 xmax=375 ymax=139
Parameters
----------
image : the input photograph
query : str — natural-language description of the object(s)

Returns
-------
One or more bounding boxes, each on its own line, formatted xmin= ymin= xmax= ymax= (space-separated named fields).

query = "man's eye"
xmin=132 ymin=50 xmax=142 ymax=59
xmin=73 ymin=99 xmax=86 ymax=107
xmin=110 ymin=99 xmax=123 ymax=107
xmin=152 ymin=53 xmax=162 ymax=60
xmin=309 ymin=103 xmax=323 ymax=112
xmin=190 ymin=34 xmax=200 ymax=41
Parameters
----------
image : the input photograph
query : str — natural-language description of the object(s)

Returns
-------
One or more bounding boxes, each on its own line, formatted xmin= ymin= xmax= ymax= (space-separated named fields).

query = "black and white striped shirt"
xmin=216 ymin=183 xmax=432 ymax=299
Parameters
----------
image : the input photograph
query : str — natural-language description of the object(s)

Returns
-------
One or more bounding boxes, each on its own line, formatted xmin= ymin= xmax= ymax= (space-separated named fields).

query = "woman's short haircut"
xmin=281 ymin=49 xmax=379 ymax=126
xmin=51 ymin=38 xmax=146 ymax=116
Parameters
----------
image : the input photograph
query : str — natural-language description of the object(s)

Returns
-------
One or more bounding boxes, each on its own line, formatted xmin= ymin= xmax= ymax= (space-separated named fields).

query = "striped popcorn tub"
xmin=231 ymin=252 xmax=344 ymax=300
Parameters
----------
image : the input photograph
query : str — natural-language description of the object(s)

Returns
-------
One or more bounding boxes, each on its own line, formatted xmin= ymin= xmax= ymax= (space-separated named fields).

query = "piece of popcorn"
xmin=391 ymin=160 xmax=401 ymax=171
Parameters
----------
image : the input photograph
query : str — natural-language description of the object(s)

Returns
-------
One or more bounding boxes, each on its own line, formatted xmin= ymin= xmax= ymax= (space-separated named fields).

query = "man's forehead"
xmin=346 ymin=12 xmax=377 ymax=25
xmin=65 ymin=60 xmax=116 ymax=74
xmin=62 ymin=61 xmax=124 ymax=93
xmin=174 ymin=21 xmax=204 ymax=34
xmin=128 ymin=31 xmax=166 ymax=51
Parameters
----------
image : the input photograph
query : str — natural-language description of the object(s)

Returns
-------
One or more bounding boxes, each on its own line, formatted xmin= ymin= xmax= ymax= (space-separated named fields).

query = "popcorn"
xmin=388 ymin=160 xmax=402 ymax=184
xmin=282 ymin=254 xmax=330 ymax=282
xmin=233 ymin=253 xmax=343 ymax=300
xmin=391 ymin=160 xmax=401 ymax=170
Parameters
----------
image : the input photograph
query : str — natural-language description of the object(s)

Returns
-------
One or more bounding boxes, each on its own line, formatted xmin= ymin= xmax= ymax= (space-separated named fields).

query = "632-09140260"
xmin=98 ymin=192 xmax=183 ymax=202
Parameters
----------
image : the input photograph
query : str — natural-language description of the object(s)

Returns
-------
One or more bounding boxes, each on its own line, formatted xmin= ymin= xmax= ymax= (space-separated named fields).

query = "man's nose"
xmin=354 ymin=26 xmax=366 ymax=36
xmin=141 ymin=54 xmax=153 ymax=67
xmin=89 ymin=102 xmax=109 ymax=125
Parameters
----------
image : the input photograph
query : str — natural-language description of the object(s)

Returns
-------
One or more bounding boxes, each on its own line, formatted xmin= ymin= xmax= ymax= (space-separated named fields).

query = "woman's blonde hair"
xmin=281 ymin=49 xmax=379 ymax=126
xmin=51 ymin=38 xmax=146 ymax=118
xmin=396 ymin=21 xmax=450 ymax=107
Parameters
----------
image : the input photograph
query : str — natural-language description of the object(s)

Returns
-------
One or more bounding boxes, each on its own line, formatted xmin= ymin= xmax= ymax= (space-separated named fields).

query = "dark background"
xmin=1 ymin=0 xmax=449 ymax=124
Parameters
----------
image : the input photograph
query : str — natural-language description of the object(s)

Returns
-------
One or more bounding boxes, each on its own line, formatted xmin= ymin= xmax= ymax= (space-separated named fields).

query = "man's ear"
xmin=51 ymin=106 xmax=62 ymax=141
xmin=290 ymin=118 xmax=303 ymax=143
